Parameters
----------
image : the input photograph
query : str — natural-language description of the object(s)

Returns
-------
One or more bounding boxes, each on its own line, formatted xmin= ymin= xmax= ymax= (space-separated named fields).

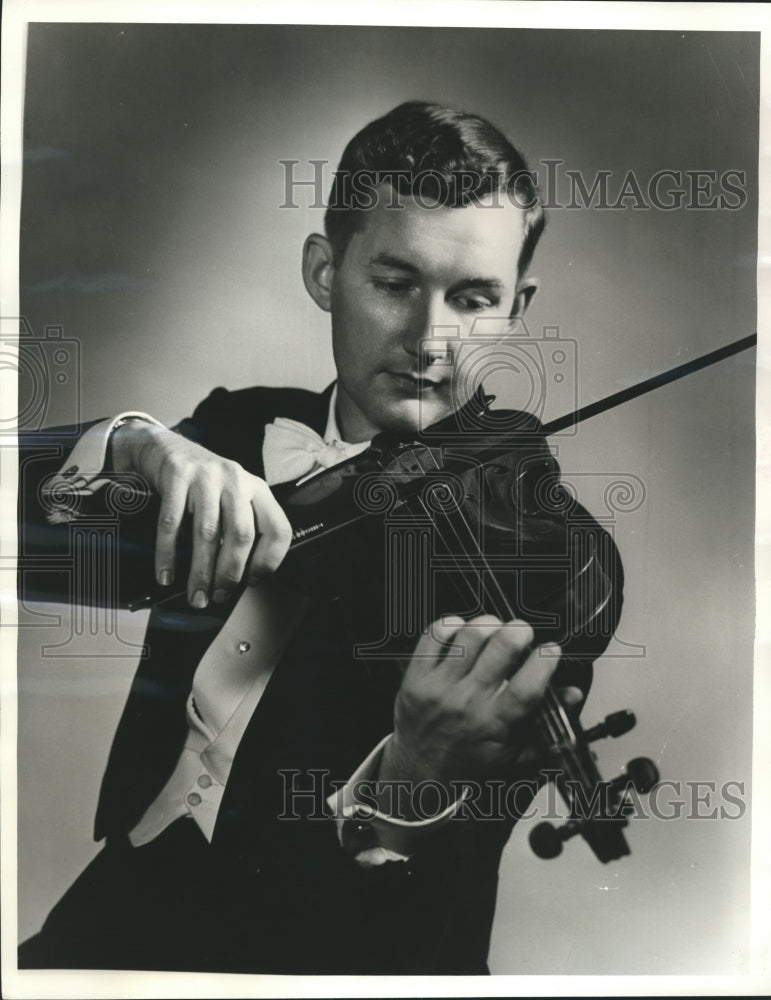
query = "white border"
xmin=1 ymin=2 xmax=768 ymax=997
xmin=0 ymin=0 xmax=766 ymax=30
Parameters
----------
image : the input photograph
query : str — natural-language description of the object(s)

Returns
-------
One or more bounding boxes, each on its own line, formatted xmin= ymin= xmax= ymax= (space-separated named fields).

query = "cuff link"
xmin=112 ymin=415 xmax=153 ymax=432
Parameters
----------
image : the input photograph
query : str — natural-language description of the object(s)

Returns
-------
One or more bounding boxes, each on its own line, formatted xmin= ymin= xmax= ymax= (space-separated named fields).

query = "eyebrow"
xmin=368 ymin=253 xmax=420 ymax=273
xmin=368 ymin=253 xmax=505 ymax=292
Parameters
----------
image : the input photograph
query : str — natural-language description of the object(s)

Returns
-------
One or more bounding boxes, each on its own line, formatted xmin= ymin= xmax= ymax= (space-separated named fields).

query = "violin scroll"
xmin=529 ymin=756 xmax=660 ymax=861
xmin=529 ymin=697 xmax=660 ymax=863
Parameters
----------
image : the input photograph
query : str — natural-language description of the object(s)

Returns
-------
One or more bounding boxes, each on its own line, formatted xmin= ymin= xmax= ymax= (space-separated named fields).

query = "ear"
xmin=302 ymin=233 xmax=335 ymax=313
xmin=510 ymin=276 xmax=539 ymax=318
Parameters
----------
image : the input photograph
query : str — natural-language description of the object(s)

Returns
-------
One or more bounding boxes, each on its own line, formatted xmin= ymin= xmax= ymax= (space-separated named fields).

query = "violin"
xmin=267 ymin=408 xmax=651 ymax=864
xmin=110 ymin=333 xmax=756 ymax=864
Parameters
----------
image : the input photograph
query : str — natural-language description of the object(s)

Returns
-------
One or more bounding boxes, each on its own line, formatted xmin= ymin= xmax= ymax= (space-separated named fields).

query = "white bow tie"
xmin=262 ymin=417 xmax=370 ymax=486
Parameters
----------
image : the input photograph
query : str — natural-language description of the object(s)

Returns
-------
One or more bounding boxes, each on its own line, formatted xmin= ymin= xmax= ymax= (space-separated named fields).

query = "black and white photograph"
xmin=1 ymin=1 xmax=767 ymax=995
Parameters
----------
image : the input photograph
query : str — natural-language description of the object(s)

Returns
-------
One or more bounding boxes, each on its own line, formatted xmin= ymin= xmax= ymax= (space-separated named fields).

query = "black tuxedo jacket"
xmin=18 ymin=384 xmax=623 ymax=975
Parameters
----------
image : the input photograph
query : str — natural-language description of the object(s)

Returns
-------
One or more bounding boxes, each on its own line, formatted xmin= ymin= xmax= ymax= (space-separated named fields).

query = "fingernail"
xmin=212 ymin=589 xmax=228 ymax=604
xmin=159 ymin=569 xmax=172 ymax=587
xmin=191 ymin=590 xmax=208 ymax=609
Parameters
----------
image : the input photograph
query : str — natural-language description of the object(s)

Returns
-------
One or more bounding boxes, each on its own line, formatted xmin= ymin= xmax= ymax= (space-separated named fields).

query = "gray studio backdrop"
xmin=17 ymin=24 xmax=757 ymax=974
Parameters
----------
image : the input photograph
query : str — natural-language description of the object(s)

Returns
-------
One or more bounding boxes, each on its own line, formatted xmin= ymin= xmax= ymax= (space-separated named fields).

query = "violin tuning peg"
xmin=624 ymin=757 xmax=659 ymax=793
xmin=584 ymin=709 xmax=636 ymax=742
xmin=529 ymin=819 xmax=581 ymax=859
xmin=609 ymin=757 xmax=660 ymax=797
xmin=529 ymin=821 xmax=564 ymax=859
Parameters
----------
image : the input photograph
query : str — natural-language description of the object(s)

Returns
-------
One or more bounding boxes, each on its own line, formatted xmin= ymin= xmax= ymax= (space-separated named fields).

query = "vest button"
xmin=187 ymin=792 xmax=202 ymax=806
xmin=197 ymin=774 xmax=212 ymax=788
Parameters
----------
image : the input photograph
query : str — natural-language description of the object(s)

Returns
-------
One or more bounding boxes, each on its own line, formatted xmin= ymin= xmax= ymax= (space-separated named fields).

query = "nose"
xmin=401 ymin=293 xmax=457 ymax=366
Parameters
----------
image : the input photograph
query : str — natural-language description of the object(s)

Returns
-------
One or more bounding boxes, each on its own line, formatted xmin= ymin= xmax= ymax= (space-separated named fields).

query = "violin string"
xmin=417 ymin=448 xmax=609 ymax=794
xmin=406 ymin=462 xmax=566 ymax=752
xmin=413 ymin=489 xmax=593 ymax=790
xmin=406 ymin=453 xmax=583 ymax=767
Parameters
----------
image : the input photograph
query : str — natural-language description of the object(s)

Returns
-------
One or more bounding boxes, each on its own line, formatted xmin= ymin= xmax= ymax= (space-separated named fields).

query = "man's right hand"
xmin=111 ymin=421 xmax=292 ymax=607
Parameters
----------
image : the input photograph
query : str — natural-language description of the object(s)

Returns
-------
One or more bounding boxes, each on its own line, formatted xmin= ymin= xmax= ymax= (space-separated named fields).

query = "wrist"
xmin=376 ymin=736 xmax=459 ymax=822
xmin=379 ymin=735 xmax=446 ymax=789
xmin=110 ymin=417 xmax=160 ymax=474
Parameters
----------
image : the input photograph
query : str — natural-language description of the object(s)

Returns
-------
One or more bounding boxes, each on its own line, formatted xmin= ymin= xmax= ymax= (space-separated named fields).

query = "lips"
xmin=388 ymin=371 xmax=445 ymax=389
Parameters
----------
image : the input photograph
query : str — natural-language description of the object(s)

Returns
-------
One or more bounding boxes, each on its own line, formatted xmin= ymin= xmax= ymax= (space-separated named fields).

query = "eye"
xmin=372 ymin=278 xmax=415 ymax=295
xmin=454 ymin=294 xmax=495 ymax=313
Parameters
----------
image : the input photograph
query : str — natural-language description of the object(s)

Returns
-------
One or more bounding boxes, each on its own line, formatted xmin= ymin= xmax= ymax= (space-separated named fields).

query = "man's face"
xmin=327 ymin=187 xmax=529 ymax=441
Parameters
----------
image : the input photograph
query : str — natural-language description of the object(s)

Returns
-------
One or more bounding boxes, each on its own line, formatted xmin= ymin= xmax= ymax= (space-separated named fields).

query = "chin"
xmin=375 ymin=397 xmax=451 ymax=436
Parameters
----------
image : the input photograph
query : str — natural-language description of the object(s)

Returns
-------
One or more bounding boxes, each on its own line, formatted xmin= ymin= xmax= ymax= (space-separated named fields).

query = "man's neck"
xmin=334 ymin=384 xmax=380 ymax=444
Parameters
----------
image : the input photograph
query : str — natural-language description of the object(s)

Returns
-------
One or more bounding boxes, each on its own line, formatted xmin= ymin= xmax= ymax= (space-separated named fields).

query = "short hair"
xmin=324 ymin=101 xmax=545 ymax=277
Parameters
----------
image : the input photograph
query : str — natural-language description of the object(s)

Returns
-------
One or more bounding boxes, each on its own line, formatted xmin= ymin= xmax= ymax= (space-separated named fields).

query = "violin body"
xmin=273 ymin=406 xmax=616 ymax=658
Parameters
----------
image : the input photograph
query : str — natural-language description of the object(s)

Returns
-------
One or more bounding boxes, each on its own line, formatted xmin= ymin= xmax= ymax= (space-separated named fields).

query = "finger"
xmin=247 ymin=482 xmax=293 ymax=581
xmin=557 ymin=685 xmax=585 ymax=711
xmin=411 ymin=614 xmax=501 ymax=677
xmin=211 ymin=491 xmax=256 ymax=603
xmin=467 ymin=618 xmax=535 ymax=690
xmin=407 ymin=615 xmax=466 ymax=676
xmin=439 ymin=615 xmax=505 ymax=677
xmin=154 ymin=478 xmax=188 ymax=586
xmin=497 ymin=643 xmax=562 ymax=723
xmin=411 ymin=615 xmax=465 ymax=659
xmin=186 ymin=486 xmax=221 ymax=607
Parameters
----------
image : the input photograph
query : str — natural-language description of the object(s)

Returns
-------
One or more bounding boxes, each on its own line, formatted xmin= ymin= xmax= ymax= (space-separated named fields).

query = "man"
xmin=18 ymin=101 xmax=621 ymax=974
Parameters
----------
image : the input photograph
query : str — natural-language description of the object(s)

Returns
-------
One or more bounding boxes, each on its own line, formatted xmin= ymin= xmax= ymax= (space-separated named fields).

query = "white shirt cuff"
xmin=41 ymin=411 xmax=164 ymax=522
xmin=327 ymin=735 xmax=467 ymax=867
